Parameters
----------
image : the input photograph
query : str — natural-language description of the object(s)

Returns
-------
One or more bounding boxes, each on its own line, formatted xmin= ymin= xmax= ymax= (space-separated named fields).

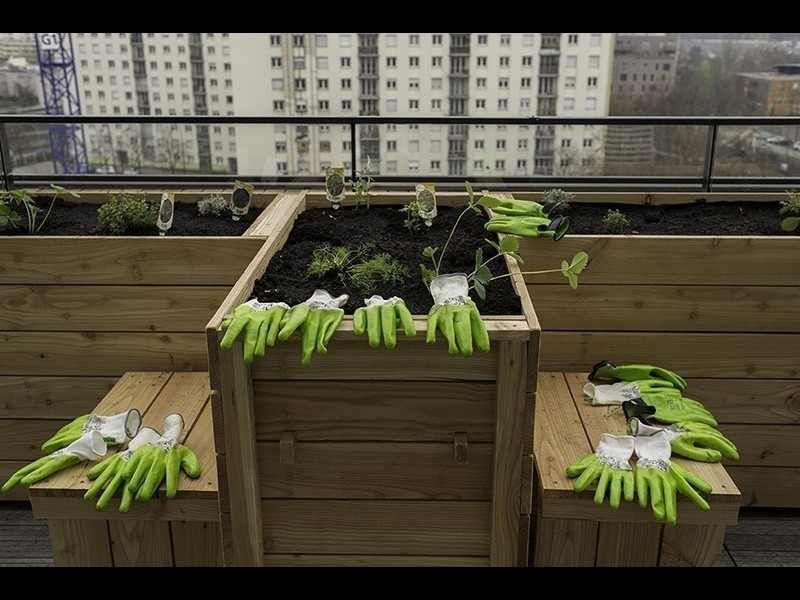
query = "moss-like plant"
xmin=541 ymin=188 xmax=573 ymax=214
xmin=97 ymin=193 xmax=159 ymax=235
xmin=307 ymin=243 xmax=375 ymax=284
xmin=197 ymin=194 xmax=229 ymax=217
xmin=349 ymin=253 xmax=410 ymax=295
xmin=780 ymin=189 xmax=800 ymax=233
xmin=602 ymin=209 xmax=633 ymax=234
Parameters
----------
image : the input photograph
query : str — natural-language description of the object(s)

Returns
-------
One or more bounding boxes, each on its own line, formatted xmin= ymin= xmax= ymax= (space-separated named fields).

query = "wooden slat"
xmin=490 ymin=341 xmax=527 ymax=566
xmin=529 ymin=284 xmax=800 ymax=332
xmin=0 ymin=461 xmax=32 ymax=500
xmin=48 ymin=519 xmax=113 ymax=566
xmin=180 ymin=402 xmax=218 ymax=496
xmin=171 ymin=521 xmax=223 ymax=567
xmin=253 ymin=381 xmax=495 ymax=442
xmin=540 ymin=332 xmax=800 ymax=379
xmin=262 ymin=554 xmax=489 ymax=566
xmin=109 ymin=520 xmax=173 ymax=567
xmin=532 ymin=518 xmax=598 ymax=567
xmin=250 ymin=340 xmax=500 ymax=380
xmin=0 ymin=376 xmax=117 ymax=419
xmin=0 ymin=285 xmax=230 ymax=332
xmin=660 ymin=524 xmax=726 ymax=567
xmin=518 ymin=236 xmax=800 ymax=286
xmin=721 ymin=424 xmax=800 ymax=467
xmin=728 ymin=466 xmax=800 ymax=507
xmin=596 ymin=522 xmax=662 ymax=567
xmin=685 ymin=379 xmax=800 ymax=425
xmin=518 ymin=514 xmax=531 ymax=567
xmin=0 ymin=418 xmax=72 ymax=460
xmin=258 ymin=442 xmax=493 ymax=500
xmin=520 ymin=454 xmax=534 ymax=516
xmin=242 ymin=189 xmax=292 ymax=236
xmin=261 ymin=499 xmax=490 ymax=555
xmin=0 ymin=237 xmax=264 ymax=285
xmin=0 ymin=331 xmax=208 ymax=376
xmin=31 ymin=495 xmax=220 ymax=521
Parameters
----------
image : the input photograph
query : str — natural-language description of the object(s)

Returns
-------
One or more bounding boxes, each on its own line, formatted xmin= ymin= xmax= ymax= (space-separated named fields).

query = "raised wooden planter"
xmin=0 ymin=190 xmax=278 ymax=500
xmin=206 ymin=190 xmax=540 ymax=566
xmin=518 ymin=192 xmax=800 ymax=508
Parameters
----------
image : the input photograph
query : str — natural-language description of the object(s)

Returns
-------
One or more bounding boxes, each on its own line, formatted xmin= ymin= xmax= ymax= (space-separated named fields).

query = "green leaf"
xmin=474 ymin=265 xmax=492 ymax=285
xmin=484 ymin=238 xmax=502 ymax=254
xmin=0 ymin=216 xmax=7 ymax=226
xmin=568 ymin=251 xmax=589 ymax=274
xmin=477 ymin=196 xmax=501 ymax=209
xmin=473 ymin=279 xmax=486 ymax=300
xmin=565 ymin=270 xmax=578 ymax=289
xmin=561 ymin=260 xmax=570 ymax=274
xmin=499 ymin=235 xmax=519 ymax=253
xmin=0 ymin=204 xmax=9 ymax=216
xmin=423 ymin=246 xmax=438 ymax=258
xmin=781 ymin=216 xmax=800 ymax=232
xmin=508 ymin=252 xmax=524 ymax=265
xmin=474 ymin=248 xmax=483 ymax=273
xmin=465 ymin=180 xmax=474 ymax=203
xmin=50 ymin=183 xmax=79 ymax=198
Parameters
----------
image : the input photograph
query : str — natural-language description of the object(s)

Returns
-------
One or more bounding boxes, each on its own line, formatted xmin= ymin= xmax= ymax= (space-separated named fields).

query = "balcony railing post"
xmin=350 ymin=120 xmax=357 ymax=178
xmin=702 ymin=124 xmax=719 ymax=193
xmin=0 ymin=122 xmax=11 ymax=191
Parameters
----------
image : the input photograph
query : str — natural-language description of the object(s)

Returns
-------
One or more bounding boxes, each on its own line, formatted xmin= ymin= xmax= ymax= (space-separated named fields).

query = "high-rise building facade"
xmin=611 ymin=33 xmax=679 ymax=102
xmin=71 ymin=33 xmax=614 ymax=178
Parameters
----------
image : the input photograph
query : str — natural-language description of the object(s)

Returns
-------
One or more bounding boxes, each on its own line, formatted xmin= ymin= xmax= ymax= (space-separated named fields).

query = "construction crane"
xmin=34 ymin=32 xmax=89 ymax=174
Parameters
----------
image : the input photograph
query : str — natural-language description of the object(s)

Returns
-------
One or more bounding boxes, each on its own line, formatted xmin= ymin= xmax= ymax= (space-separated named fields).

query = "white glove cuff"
xmin=364 ymin=295 xmax=403 ymax=307
xmin=634 ymin=429 xmax=673 ymax=463
xmin=82 ymin=409 xmax=142 ymax=445
xmin=243 ymin=299 xmax=290 ymax=312
xmin=157 ymin=413 xmax=184 ymax=449
xmin=305 ymin=289 xmax=349 ymax=310
xmin=628 ymin=419 xmax=680 ymax=442
xmin=52 ymin=430 xmax=107 ymax=461
xmin=595 ymin=434 xmax=635 ymax=471
xmin=583 ymin=382 xmax=641 ymax=405
xmin=430 ymin=273 xmax=470 ymax=306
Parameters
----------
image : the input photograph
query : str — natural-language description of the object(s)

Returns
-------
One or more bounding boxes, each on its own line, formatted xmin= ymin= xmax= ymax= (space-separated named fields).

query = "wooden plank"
xmin=720 ymin=424 xmax=800 ymax=467
xmin=258 ymin=441 xmax=493 ymax=500
xmin=529 ymin=284 xmax=800 ymax=332
xmin=217 ymin=339 xmax=263 ymax=566
xmin=179 ymin=402 xmax=218 ymax=497
xmin=0 ymin=237 xmax=264 ymax=285
xmin=262 ymin=554 xmax=489 ymax=566
xmin=250 ymin=340 xmax=500 ymax=380
xmin=109 ymin=519 xmax=173 ymax=567
xmin=506 ymin=191 xmax=789 ymax=205
xmin=728 ymin=466 xmax=800 ymax=507
xmin=660 ymin=524 xmax=726 ymax=567
xmin=532 ymin=517 xmax=598 ymax=567
xmin=143 ymin=371 xmax=209 ymax=432
xmin=31 ymin=495 xmax=220 ymax=521
xmin=0 ymin=461 xmax=32 ymax=500
xmin=519 ymin=236 xmax=800 ymax=286
xmin=253 ymin=381 xmax=495 ymax=442
xmin=0 ymin=331 xmax=208 ymax=376
xmin=261 ymin=499 xmax=490 ymax=555
xmin=540 ymin=332 xmax=800 ymax=379
xmin=0 ymin=376 xmax=117 ymax=418
xmin=0 ymin=418 xmax=72 ymax=460
xmin=596 ymin=522 xmax=662 ymax=567
xmin=48 ymin=519 xmax=113 ymax=566
xmin=684 ymin=378 xmax=800 ymax=425
xmin=520 ymin=454 xmax=534 ymax=515
xmin=242 ymin=189 xmax=292 ymax=236
xmin=490 ymin=342 xmax=527 ymax=566
xmin=0 ymin=285 xmax=230 ymax=332
xmin=518 ymin=514 xmax=531 ymax=567
xmin=171 ymin=521 xmax=223 ymax=567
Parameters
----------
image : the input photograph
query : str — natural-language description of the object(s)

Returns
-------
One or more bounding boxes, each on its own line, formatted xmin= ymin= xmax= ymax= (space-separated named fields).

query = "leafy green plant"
xmin=541 ymin=188 xmax=574 ymax=214
xmin=97 ymin=193 xmax=159 ymax=235
xmin=0 ymin=184 xmax=79 ymax=234
xmin=197 ymin=194 xmax=229 ymax=217
xmin=602 ymin=209 xmax=633 ymax=234
xmin=780 ymin=190 xmax=800 ymax=233
xmin=400 ymin=198 xmax=428 ymax=232
xmin=307 ymin=243 xmax=375 ymax=284
xmin=349 ymin=157 xmax=376 ymax=209
xmin=349 ymin=253 xmax=410 ymax=295
xmin=421 ymin=181 xmax=589 ymax=298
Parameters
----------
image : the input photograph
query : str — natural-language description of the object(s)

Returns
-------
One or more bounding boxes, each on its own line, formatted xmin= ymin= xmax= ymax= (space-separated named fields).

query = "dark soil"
xmin=0 ymin=198 xmax=262 ymax=236
xmin=567 ymin=201 xmax=787 ymax=235
xmin=251 ymin=205 xmax=524 ymax=315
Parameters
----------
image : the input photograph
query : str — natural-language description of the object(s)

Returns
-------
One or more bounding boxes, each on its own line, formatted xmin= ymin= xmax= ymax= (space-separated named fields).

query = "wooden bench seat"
xmin=533 ymin=372 xmax=741 ymax=567
xmin=29 ymin=371 xmax=221 ymax=566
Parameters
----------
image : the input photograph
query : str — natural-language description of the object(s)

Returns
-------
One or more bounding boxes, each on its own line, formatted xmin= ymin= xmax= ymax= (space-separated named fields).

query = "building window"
xmin=477 ymin=34 xmax=488 ymax=45
xmin=315 ymin=34 xmax=328 ymax=47
xmin=475 ymin=99 xmax=486 ymax=109
xmin=386 ymin=99 xmax=397 ymax=112
xmin=432 ymin=34 xmax=443 ymax=45
xmin=409 ymin=78 xmax=420 ymax=89
xmin=474 ymin=140 xmax=484 ymax=150
xmin=476 ymin=78 xmax=487 ymax=89
xmin=386 ymin=57 xmax=396 ymax=68
xmin=410 ymin=56 xmax=419 ymax=67
xmin=522 ymin=55 xmax=533 ymax=67
xmin=568 ymin=34 xmax=579 ymax=45
xmin=585 ymin=97 xmax=597 ymax=110
xmin=566 ymin=55 xmax=578 ymax=68
xmin=522 ymin=34 xmax=534 ymax=47
xmin=477 ymin=56 xmax=487 ymax=67
xmin=408 ymin=160 xmax=419 ymax=172
xmin=270 ymin=35 xmax=281 ymax=46
xmin=498 ymin=98 xmax=508 ymax=110
xmin=518 ymin=139 xmax=528 ymax=150
xmin=320 ymin=141 xmax=331 ymax=152
xmin=387 ymin=79 xmax=397 ymax=89
xmin=385 ymin=160 xmax=398 ymax=173
xmin=293 ymin=34 xmax=304 ymax=46
xmin=517 ymin=159 xmax=527 ymax=169
xmin=563 ymin=98 xmax=575 ymax=110
xmin=495 ymin=159 xmax=505 ymax=170
xmin=500 ymin=56 xmax=510 ymax=67
xmin=272 ymin=79 xmax=284 ymax=91
xmin=387 ymin=140 xmax=397 ymax=151
xmin=410 ymin=34 xmax=420 ymax=46
xmin=500 ymin=34 xmax=511 ymax=46
xmin=520 ymin=98 xmax=530 ymax=110
xmin=317 ymin=57 xmax=328 ymax=69
xmin=409 ymin=99 xmax=419 ymax=110
xmin=271 ymin=57 xmax=281 ymax=67
xmin=497 ymin=140 xmax=506 ymax=150
xmin=319 ymin=100 xmax=329 ymax=111
xmin=342 ymin=100 xmax=352 ymax=110
xmin=339 ymin=34 xmax=351 ymax=47
xmin=590 ymin=33 xmax=602 ymax=47
xmin=273 ymin=100 xmax=284 ymax=111
xmin=474 ymin=160 xmax=484 ymax=170
xmin=499 ymin=77 xmax=509 ymax=88
xmin=431 ymin=160 xmax=441 ymax=170
xmin=589 ymin=55 xmax=600 ymax=68
xmin=521 ymin=77 xmax=531 ymax=88
xmin=277 ymin=162 xmax=287 ymax=174
xmin=432 ymin=56 xmax=442 ymax=67
xmin=431 ymin=99 xmax=442 ymax=110
xmin=318 ymin=78 xmax=328 ymax=89
xmin=341 ymin=57 xmax=351 ymax=68
xmin=587 ymin=76 xmax=598 ymax=87
xmin=432 ymin=77 xmax=442 ymax=89
xmin=583 ymin=138 xmax=593 ymax=148
xmin=341 ymin=78 xmax=351 ymax=89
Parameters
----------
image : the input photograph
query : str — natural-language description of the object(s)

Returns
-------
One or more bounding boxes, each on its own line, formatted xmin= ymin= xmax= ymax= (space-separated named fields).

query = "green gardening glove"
xmin=634 ymin=430 xmax=711 ymax=525
xmin=490 ymin=198 xmax=553 ymax=218
xmin=426 ymin=274 xmax=490 ymax=357
xmin=484 ymin=214 xmax=570 ymax=241
xmin=636 ymin=392 xmax=718 ymax=427
xmin=84 ymin=428 xmax=162 ymax=512
xmin=124 ymin=414 xmax=201 ymax=504
xmin=589 ymin=360 xmax=687 ymax=392
xmin=3 ymin=431 xmax=107 ymax=492
xmin=278 ymin=289 xmax=349 ymax=366
xmin=565 ymin=434 xmax=635 ymax=508
xmin=629 ymin=418 xmax=738 ymax=463
xmin=353 ymin=295 xmax=416 ymax=349
xmin=220 ymin=299 xmax=290 ymax=363
xmin=41 ymin=409 xmax=142 ymax=455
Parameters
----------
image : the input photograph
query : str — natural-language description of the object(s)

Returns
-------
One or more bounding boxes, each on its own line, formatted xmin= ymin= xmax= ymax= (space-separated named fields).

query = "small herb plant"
xmin=0 ymin=184 xmax=79 ymax=234
xmin=307 ymin=243 xmax=375 ymax=284
xmin=421 ymin=182 xmax=588 ymax=298
xmin=541 ymin=188 xmax=574 ymax=213
xmin=780 ymin=190 xmax=800 ymax=233
xmin=400 ymin=198 xmax=428 ymax=232
xmin=308 ymin=242 xmax=409 ymax=295
xmin=349 ymin=157 xmax=377 ymax=209
xmin=97 ymin=193 xmax=159 ymax=235
xmin=602 ymin=209 xmax=633 ymax=234
xmin=197 ymin=194 xmax=229 ymax=217
xmin=349 ymin=253 xmax=410 ymax=295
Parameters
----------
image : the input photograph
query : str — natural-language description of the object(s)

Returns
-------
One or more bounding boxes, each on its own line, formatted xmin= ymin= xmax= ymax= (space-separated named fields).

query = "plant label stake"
xmin=416 ymin=183 xmax=437 ymax=226
xmin=157 ymin=192 xmax=174 ymax=236
xmin=231 ymin=180 xmax=253 ymax=221
xmin=325 ymin=166 xmax=346 ymax=210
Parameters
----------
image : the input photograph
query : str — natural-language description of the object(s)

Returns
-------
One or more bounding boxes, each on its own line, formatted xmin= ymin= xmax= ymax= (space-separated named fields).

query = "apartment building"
xmin=611 ymin=33 xmax=679 ymax=102
xmin=0 ymin=33 xmax=37 ymax=63
xmin=72 ymin=33 xmax=614 ymax=178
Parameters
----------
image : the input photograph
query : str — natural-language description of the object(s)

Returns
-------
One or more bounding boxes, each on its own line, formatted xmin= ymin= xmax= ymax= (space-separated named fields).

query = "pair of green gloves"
xmin=483 ymin=197 xmax=570 ymax=241
xmin=584 ymin=361 xmax=739 ymax=463
xmin=567 ymin=430 xmax=712 ymax=525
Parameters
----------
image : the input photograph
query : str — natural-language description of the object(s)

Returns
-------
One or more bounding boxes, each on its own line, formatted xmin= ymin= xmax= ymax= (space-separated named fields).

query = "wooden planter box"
xmin=206 ymin=190 xmax=540 ymax=567
xmin=518 ymin=192 xmax=800 ymax=508
xmin=0 ymin=190 xmax=277 ymax=500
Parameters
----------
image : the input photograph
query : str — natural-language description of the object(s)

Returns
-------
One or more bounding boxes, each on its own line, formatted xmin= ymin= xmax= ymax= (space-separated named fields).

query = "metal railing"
xmin=2 ymin=113 xmax=800 ymax=192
